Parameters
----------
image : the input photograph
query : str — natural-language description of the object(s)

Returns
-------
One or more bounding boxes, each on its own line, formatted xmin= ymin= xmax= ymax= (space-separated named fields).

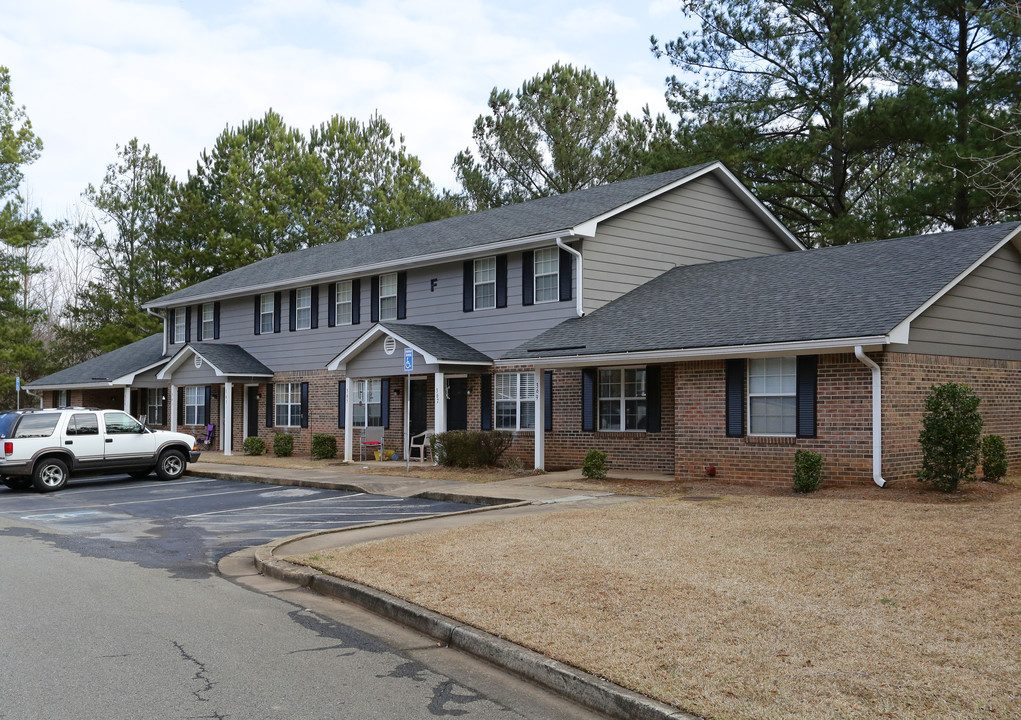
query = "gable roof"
xmin=157 ymin=343 xmax=274 ymax=380
xmin=27 ymin=334 xmax=168 ymax=389
xmin=505 ymin=222 xmax=1021 ymax=364
xmin=327 ymin=323 xmax=493 ymax=371
xmin=145 ymin=162 xmax=801 ymax=308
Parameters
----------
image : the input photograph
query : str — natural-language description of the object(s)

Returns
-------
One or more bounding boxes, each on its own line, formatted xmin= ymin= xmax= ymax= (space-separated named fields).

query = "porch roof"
xmin=505 ymin=222 xmax=1021 ymax=363
xmin=157 ymin=343 xmax=273 ymax=380
xmin=327 ymin=322 xmax=492 ymax=370
xmin=26 ymin=334 xmax=169 ymax=389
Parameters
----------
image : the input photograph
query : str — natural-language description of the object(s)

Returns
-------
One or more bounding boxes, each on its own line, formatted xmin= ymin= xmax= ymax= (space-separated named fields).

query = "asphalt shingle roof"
xmin=148 ymin=164 xmax=715 ymax=306
xmin=379 ymin=323 xmax=493 ymax=364
xmin=506 ymin=223 xmax=1021 ymax=360
xmin=189 ymin=343 xmax=273 ymax=375
xmin=27 ymin=334 xmax=168 ymax=388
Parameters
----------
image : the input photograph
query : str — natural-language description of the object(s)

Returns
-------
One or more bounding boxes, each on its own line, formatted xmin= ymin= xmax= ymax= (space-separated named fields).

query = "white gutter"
xmin=25 ymin=388 xmax=43 ymax=408
xmin=556 ymin=237 xmax=584 ymax=317
xmin=854 ymin=346 xmax=887 ymax=488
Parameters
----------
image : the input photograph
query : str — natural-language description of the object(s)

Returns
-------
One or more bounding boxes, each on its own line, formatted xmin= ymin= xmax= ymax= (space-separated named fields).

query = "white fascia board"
xmin=572 ymin=162 xmax=806 ymax=251
xmin=897 ymin=224 xmax=1021 ymax=329
xmin=27 ymin=381 xmax=126 ymax=391
xmin=495 ymin=336 xmax=891 ymax=369
xmin=327 ymin=326 xmax=389 ymax=370
xmin=156 ymin=346 xmax=227 ymax=380
xmin=143 ymin=230 xmax=577 ymax=310
xmin=110 ymin=358 xmax=173 ymax=386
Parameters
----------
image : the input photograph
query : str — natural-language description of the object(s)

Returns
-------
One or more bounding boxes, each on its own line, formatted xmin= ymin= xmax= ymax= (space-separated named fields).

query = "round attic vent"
xmin=194 ymin=355 xmax=203 ymax=369
xmin=383 ymin=336 xmax=396 ymax=355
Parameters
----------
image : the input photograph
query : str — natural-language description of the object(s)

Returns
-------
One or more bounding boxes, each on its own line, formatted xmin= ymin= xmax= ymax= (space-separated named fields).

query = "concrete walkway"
xmin=203 ymin=453 xmax=694 ymax=720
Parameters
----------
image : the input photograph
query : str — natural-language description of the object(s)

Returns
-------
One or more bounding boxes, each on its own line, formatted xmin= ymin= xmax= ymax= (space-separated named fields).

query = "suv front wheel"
xmin=33 ymin=458 xmax=69 ymax=493
xmin=156 ymin=449 xmax=186 ymax=481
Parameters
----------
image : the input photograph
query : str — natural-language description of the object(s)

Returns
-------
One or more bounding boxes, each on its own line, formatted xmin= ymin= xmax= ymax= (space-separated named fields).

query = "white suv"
xmin=0 ymin=408 xmax=201 ymax=492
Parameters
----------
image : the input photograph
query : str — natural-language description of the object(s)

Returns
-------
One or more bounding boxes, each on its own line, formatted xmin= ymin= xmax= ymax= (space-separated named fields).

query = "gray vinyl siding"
xmin=346 ymin=336 xmax=441 ymax=377
xmin=583 ymin=173 xmax=793 ymax=313
xmin=170 ymin=362 xmax=218 ymax=385
xmin=201 ymin=250 xmax=577 ymax=373
xmin=897 ymin=243 xmax=1021 ymax=360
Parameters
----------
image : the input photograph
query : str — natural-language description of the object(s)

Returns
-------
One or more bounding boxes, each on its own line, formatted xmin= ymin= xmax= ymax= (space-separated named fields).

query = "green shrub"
xmin=311 ymin=433 xmax=337 ymax=460
xmin=273 ymin=432 xmax=294 ymax=458
xmin=433 ymin=430 xmax=511 ymax=468
xmin=242 ymin=436 xmax=266 ymax=456
xmin=917 ymin=382 xmax=983 ymax=492
xmin=582 ymin=449 xmax=608 ymax=480
xmin=981 ymin=434 xmax=1008 ymax=483
xmin=793 ymin=449 xmax=823 ymax=493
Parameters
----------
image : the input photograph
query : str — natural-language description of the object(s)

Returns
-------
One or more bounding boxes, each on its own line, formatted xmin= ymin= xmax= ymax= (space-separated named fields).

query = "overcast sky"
xmin=1 ymin=0 xmax=692 ymax=221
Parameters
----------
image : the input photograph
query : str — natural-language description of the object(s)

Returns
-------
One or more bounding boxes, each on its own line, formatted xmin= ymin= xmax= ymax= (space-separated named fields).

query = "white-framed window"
xmin=747 ymin=357 xmax=797 ymax=436
xmin=352 ymin=379 xmax=383 ymax=428
xmin=201 ymin=302 xmax=214 ymax=339
xmin=184 ymin=386 xmax=204 ymax=426
xmin=378 ymin=273 xmax=397 ymax=321
xmin=260 ymin=293 xmax=274 ymax=333
xmin=295 ymin=287 xmax=312 ymax=330
xmin=147 ymin=388 xmax=162 ymax=425
xmin=335 ymin=280 xmax=352 ymax=325
xmin=174 ymin=308 xmax=186 ymax=343
xmin=534 ymin=247 xmax=559 ymax=304
xmin=474 ymin=257 xmax=496 ymax=310
xmin=55 ymin=389 xmax=70 ymax=407
xmin=274 ymin=382 xmax=302 ymax=427
xmin=598 ymin=368 xmax=646 ymax=431
xmin=495 ymin=373 xmax=535 ymax=431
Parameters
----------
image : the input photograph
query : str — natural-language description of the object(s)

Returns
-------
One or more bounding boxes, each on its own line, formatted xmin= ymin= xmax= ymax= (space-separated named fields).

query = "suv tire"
xmin=33 ymin=458 xmax=69 ymax=492
xmin=156 ymin=449 xmax=185 ymax=481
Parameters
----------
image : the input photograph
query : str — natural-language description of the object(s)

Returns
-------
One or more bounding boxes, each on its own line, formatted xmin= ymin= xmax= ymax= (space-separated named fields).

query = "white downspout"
xmin=146 ymin=307 xmax=167 ymax=355
xmin=25 ymin=388 xmax=43 ymax=408
xmin=854 ymin=346 xmax=887 ymax=488
xmin=555 ymin=237 xmax=584 ymax=318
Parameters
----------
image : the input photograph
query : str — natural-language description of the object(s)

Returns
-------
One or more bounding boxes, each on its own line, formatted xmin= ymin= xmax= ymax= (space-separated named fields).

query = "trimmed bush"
xmin=433 ymin=430 xmax=511 ymax=468
xmin=981 ymin=434 xmax=1008 ymax=483
xmin=917 ymin=382 xmax=983 ymax=492
xmin=312 ymin=433 xmax=337 ymax=460
xmin=793 ymin=449 xmax=823 ymax=493
xmin=242 ymin=436 xmax=266 ymax=456
xmin=582 ymin=449 xmax=608 ymax=480
xmin=273 ymin=432 xmax=294 ymax=458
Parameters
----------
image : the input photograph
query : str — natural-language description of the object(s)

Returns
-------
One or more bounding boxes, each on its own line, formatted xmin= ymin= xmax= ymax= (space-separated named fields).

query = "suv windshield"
xmin=13 ymin=413 xmax=61 ymax=438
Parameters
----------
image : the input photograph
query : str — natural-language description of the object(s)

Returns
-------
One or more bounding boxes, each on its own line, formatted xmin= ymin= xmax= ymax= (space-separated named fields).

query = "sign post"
xmin=15 ymin=376 xmax=20 ymax=410
xmin=404 ymin=349 xmax=413 ymax=472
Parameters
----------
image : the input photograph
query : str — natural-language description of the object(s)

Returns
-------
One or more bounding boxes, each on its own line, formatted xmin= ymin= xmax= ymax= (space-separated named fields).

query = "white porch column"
xmin=170 ymin=384 xmax=178 ymax=432
xmin=434 ymin=372 xmax=446 ymax=435
xmin=223 ymin=381 xmax=233 ymax=456
xmin=534 ymin=368 xmax=545 ymax=471
xmin=343 ymin=380 xmax=354 ymax=463
xmin=123 ymin=386 xmax=131 ymax=414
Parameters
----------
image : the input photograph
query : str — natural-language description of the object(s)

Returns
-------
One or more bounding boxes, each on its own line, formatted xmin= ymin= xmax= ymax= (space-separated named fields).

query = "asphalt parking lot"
xmin=0 ymin=475 xmax=481 ymax=577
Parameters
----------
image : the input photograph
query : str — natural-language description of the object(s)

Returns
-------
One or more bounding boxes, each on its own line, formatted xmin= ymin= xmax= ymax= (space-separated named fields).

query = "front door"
xmin=409 ymin=380 xmax=427 ymax=439
xmin=446 ymin=378 xmax=468 ymax=431
xmin=246 ymin=386 xmax=259 ymax=439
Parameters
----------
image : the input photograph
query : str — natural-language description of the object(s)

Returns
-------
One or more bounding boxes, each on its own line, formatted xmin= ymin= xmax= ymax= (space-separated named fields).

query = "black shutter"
xmin=581 ymin=368 xmax=596 ymax=431
xmin=351 ymin=279 xmax=361 ymax=324
xmin=185 ymin=306 xmax=192 ymax=343
xmin=300 ymin=382 xmax=309 ymax=428
xmin=496 ymin=255 xmax=508 ymax=308
xmin=177 ymin=388 xmax=185 ymax=425
xmin=796 ymin=355 xmax=818 ymax=438
xmin=273 ymin=292 xmax=281 ymax=333
xmin=51 ymin=390 xmax=57 ymax=407
xmin=213 ymin=302 xmax=221 ymax=339
xmin=544 ymin=370 xmax=553 ymax=432
xmin=463 ymin=261 xmax=473 ymax=313
xmin=480 ymin=375 xmax=492 ymax=430
xmin=169 ymin=309 xmax=176 ymax=344
xmin=522 ymin=250 xmax=534 ymax=306
xmin=130 ymin=390 xmax=139 ymax=418
xmin=370 ymin=276 xmax=380 ymax=323
xmin=397 ymin=272 xmax=407 ymax=319
xmin=725 ymin=359 xmax=746 ymax=437
xmin=338 ymin=380 xmax=346 ymax=428
xmin=253 ymin=296 xmax=261 ymax=335
xmin=265 ymin=383 xmax=274 ymax=427
xmin=381 ymin=379 xmax=390 ymax=429
xmin=159 ymin=392 xmax=167 ymax=426
xmin=311 ymin=287 xmax=319 ymax=329
xmin=559 ymin=248 xmax=572 ymax=302
xmin=328 ymin=283 xmax=336 ymax=327
xmin=195 ymin=305 xmax=202 ymax=341
xmin=204 ymin=386 xmax=212 ymax=426
xmin=646 ymin=365 xmax=661 ymax=433
xmin=289 ymin=289 xmax=297 ymax=332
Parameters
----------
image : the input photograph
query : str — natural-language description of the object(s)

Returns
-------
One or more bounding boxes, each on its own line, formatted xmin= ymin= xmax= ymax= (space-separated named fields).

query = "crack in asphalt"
xmin=172 ymin=640 xmax=217 ymax=705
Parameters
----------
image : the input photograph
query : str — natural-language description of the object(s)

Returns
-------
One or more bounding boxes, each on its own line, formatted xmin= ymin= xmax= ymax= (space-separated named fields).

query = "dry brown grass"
xmin=292 ymin=486 xmax=1021 ymax=720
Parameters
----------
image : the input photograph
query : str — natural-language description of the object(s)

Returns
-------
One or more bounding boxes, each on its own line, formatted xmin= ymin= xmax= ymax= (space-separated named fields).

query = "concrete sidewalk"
xmin=206 ymin=454 xmax=693 ymax=720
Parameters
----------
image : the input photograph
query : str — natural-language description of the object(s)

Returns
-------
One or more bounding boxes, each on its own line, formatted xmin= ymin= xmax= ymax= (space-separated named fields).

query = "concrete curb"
xmin=255 ymin=544 xmax=701 ymax=720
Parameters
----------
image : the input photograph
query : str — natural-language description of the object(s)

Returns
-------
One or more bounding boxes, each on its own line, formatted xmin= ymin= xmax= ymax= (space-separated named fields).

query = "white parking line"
xmin=178 ymin=493 xmax=365 ymax=518
xmin=14 ymin=485 xmax=276 ymax=514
